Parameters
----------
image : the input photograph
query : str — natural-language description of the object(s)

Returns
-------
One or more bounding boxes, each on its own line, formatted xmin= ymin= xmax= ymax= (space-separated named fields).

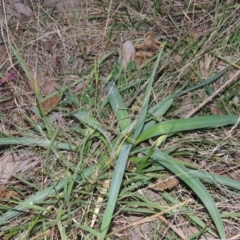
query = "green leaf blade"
xmin=152 ymin=151 xmax=226 ymax=239
xmin=107 ymin=82 xmax=130 ymax=132
xmin=137 ymin=115 xmax=239 ymax=144
xmin=73 ymin=111 xmax=112 ymax=150
xmin=133 ymin=42 xmax=166 ymax=140
xmin=100 ymin=143 xmax=132 ymax=238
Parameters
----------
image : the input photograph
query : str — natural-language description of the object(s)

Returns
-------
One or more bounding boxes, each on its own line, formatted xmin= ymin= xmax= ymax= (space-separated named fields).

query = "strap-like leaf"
xmin=107 ymin=81 xmax=131 ymax=132
xmin=73 ymin=111 xmax=112 ymax=150
xmin=133 ymin=42 xmax=166 ymax=140
xmin=151 ymin=151 xmax=226 ymax=239
xmin=100 ymin=143 xmax=132 ymax=237
xmin=137 ymin=115 xmax=239 ymax=144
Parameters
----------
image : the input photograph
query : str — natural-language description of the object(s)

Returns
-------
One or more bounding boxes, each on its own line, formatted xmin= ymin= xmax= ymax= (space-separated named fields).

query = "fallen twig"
xmin=185 ymin=69 xmax=240 ymax=118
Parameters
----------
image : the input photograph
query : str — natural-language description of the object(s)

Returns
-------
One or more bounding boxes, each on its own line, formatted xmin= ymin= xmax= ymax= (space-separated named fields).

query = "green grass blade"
xmin=161 ymin=192 xmax=218 ymax=238
xmin=0 ymin=137 xmax=78 ymax=151
xmin=133 ymin=42 xmax=166 ymax=140
xmin=148 ymin=84 xmax=186 ymax=114
xmin=151 ymin=98 xmax=173 ymax=118
xmin=56 ymin=206 xmax=67 ymax=240
xmin=107 ymin=81 xmax=130 ymax=132
xmin=142 ymin=149 xmax=240 ymax=190
xmin=151 ymin=151 xmax=226 ymax=239
xmin=100 ymin=143 xmax=132 ymax=238
xmin=10 ymin=45 xmax=32 ymax=80
xmin=142 ymin=98 xmax=174 ymax=132
xmin=72 ymin=111 xmax=112 ymax=150
xmin=74 ymin=223 xmax=101 ymax=237
xmin=176 ymin=65 xmax=230 ymax=97
xmin=136 ymin=115 xmax=239 ymax=144
xmin=10 ymin=45 xmax=47 ymax=120
xmin=0 ymin=167 xmax=94 ymax=226
xmin=195 ymin=170 xmax=240 ymax=190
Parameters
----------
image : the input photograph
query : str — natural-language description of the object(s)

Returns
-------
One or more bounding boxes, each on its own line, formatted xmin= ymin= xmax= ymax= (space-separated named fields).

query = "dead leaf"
xmin=135 ymin=32 xmax=161 ymax=51
xmin=134 ymin=33 xmax=161 ymax=67
xmin=0 ymin=151 xmax=32 ymax=185
xmin=120 ymin=40 xmax=135 ymax=67
xmin=151 ymin=175 xmax=179 ymax=191
xmin=27 ymin=78 xmax=61 ymax=113
xmin=192 ymin=27 xmax=204 ymax=41
xmin=172 ymin=54 xmax=182 ymax=65
xmin=41 ymin=95 xmax=61 ymax=113
xmin=135 ymin=51 xmax=154 ymax=66
xmin=209 ymin=105 xmax=223 ymax=115
xmin=129 ymin=216 xmax=151 ymax=240
xmin=0 ymin=69 xmax=18 ymax=86
xmin=14 ymin=1 xmax=33 ymax=17
xmin=199 ymin=53 xmax=214 ymax=79
xmin=0 ymin=186 xmax=20 ymax=199
xmin=169 ymin=54 xmax=183 ymax=71
xmin=73 ymin=81 xmax=87 ymax=94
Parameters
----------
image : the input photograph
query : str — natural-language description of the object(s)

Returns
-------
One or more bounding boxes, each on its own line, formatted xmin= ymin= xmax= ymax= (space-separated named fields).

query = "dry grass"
xmin=0 ymin=0 xmax=240 ymax=239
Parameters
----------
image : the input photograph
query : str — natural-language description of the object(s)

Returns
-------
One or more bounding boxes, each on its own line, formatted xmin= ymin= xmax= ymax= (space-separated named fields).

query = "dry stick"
xmin=158 ymin=215 xmax=188 ymax=240
xmin=185 ymin=69 xmax=240 ymax=118
xmin=107 ymin=199 xmax=192 ymax=237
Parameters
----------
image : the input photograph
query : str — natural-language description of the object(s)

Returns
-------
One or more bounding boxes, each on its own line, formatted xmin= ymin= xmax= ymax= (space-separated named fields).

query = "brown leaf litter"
xmin=0 ymin=69 xmax=19 ymax=86
xmin=120 ymin=32 xmax=162 ymax=68
xmin=0 ymin=185 xmax=20 ymax=200
xmin=14 ymin=0 xmax=33 ymax=17
xmin=135 ymin=32 xmax=161 ymax=67
xmin=27 ymin=77 xmax=61 ymax=114
xmin=0 ymin=150 xmax=36 ymax=185
xmin=150 ymin=174 xmax=180 ymax=191
xmin=109 ymin=199 xmax=191 ymax=238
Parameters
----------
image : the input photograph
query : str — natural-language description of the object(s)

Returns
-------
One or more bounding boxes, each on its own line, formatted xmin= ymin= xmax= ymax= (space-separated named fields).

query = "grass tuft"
xmin=0 ymin=1 xmax=240 ymax=239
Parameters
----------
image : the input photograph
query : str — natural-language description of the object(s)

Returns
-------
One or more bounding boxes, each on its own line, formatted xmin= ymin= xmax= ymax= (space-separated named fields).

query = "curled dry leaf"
xmin=134 ymin=32 xmax=161 ymax=67
xmin=14 ymin=1 xmax=33 ymax=17
xmin=135 ymin=32 xmax=161 ymax=51
xmin=135 ymin=50 xmax=154 ymax=67
xmin=0 ymin=69 xmax=18 ymax=86
xmin=199 ymin=53 xmax=215 ymax=79
xmin=151 ymin=175 xmax=179 ymax=191
xmin=120 ymin=40 xmax=135 ymax=67
xmin=0 ymin=186 xmax=20 ymax=200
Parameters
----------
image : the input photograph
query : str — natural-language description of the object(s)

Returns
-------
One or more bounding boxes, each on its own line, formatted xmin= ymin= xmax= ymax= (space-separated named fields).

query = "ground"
xmin=0 ymin=0 xmax=240 ymax=239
